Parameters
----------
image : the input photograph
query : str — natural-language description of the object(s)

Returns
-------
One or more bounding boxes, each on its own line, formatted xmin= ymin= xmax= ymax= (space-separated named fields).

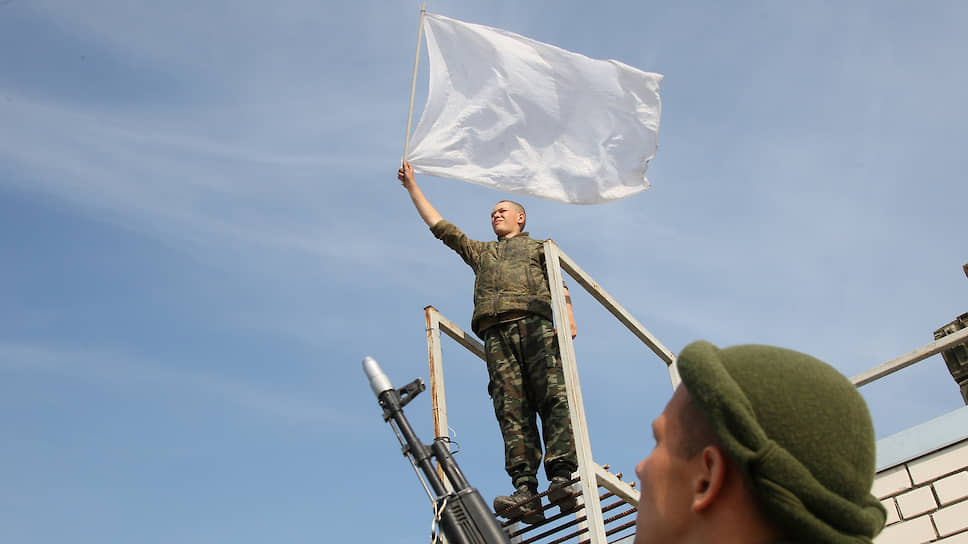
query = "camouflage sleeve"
xmin=430 ymin=220 xmax=485 ymax=271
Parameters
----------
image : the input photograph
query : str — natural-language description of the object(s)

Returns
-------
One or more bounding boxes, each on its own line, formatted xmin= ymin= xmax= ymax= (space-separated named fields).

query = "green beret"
xmin=676 ymin=341 xmax=886 ymax=544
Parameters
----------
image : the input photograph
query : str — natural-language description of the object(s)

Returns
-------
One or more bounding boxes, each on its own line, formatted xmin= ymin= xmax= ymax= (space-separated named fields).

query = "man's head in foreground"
xmin=634 ymin=341 xmax=886 ymax=544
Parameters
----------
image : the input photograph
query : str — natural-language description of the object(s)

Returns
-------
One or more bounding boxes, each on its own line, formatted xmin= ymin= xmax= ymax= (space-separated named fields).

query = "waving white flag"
xmin=406 ymin=13 xmax=663 ymax=205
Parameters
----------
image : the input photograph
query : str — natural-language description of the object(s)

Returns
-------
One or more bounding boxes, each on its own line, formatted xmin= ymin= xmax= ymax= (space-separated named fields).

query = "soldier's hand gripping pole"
xmin=363 ymin=357 xmax=510 ymax=544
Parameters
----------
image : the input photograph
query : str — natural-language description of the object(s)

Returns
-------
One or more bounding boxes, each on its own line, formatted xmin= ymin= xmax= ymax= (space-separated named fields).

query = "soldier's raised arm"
xmin=398 ymin=161 xmax=442 ymax=228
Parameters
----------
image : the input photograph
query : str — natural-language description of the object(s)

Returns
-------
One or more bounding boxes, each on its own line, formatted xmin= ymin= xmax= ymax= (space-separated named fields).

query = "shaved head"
xmin=496 ymin=201 xmax=526 ymax=229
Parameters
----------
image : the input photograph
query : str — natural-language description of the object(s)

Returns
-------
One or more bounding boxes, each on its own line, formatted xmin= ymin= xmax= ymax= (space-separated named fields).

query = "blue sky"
xmin=2 ymin=1 xmax=966 ymax=542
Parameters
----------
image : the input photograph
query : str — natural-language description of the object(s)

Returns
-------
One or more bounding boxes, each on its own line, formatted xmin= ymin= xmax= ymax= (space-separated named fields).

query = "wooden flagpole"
xmin=403 ymin=4 xmax=427 ymax=161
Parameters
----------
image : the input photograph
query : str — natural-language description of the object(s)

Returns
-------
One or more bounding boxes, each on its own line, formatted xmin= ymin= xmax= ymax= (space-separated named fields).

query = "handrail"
xmin=422 ymin=241 xmax=678 ymax=544
xmin=851 ymin=327 xmax=968 ymax=386
xmin=421 ymin=241 xmax=966 ymax=544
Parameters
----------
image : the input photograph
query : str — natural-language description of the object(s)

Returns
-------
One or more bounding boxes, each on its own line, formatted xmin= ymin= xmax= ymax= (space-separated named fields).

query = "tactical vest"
xmin=469 ymin=233 xmax=553 ymax=338
xmin=430 ymin=220 xmax=555 ymax=339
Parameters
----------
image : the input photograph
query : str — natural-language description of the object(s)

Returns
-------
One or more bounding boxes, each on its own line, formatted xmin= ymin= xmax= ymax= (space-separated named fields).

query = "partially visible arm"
xmin=564 ymin=286 xmax=577 ymax=339
xmin=398 ymin=161 xmax=442 ymax=227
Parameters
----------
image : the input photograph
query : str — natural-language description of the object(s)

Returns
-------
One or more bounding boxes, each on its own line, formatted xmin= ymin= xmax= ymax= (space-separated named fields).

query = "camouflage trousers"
xmin=483 ymin=314 xmax=578 ymax=488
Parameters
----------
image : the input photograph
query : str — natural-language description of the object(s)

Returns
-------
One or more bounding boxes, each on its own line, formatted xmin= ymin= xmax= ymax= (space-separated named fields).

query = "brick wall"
xmin=874 ymin=438 xmax=968 ymax=543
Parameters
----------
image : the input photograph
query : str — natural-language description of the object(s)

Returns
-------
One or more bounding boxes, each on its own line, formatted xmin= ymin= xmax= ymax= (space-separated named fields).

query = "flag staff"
xmin=403 ymin=4 xmax=427 ymax=160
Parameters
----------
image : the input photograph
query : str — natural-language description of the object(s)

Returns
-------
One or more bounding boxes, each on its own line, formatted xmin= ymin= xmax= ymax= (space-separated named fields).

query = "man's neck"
xmin=498 ymin=230 xmax=528 ymax=240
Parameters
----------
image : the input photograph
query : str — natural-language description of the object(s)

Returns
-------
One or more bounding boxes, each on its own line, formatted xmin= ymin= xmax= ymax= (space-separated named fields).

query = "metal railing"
xmin=850 ymin=327 xmax=968 ymax=386
xmin=424 ymin=240 xmax=673 ymax=544
xmin=423 ymin=241 xmax=967 ymax=543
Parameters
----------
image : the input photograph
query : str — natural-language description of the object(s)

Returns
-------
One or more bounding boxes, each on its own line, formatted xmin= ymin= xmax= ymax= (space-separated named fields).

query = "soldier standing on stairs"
xmin=398 ymin=161 xmax=579 ymax=524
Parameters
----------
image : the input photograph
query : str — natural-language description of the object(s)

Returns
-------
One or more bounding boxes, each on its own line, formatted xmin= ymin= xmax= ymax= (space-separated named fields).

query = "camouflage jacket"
xmin=430 ymin=220 xmax=557 ymax=339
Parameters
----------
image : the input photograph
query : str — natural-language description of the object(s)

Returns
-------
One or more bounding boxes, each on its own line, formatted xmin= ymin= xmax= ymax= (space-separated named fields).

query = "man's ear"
xmin=691 ymin=445 xmax=728 ymax=512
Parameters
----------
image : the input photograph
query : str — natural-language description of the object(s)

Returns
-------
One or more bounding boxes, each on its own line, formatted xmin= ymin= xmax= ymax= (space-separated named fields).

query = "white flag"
xmin=406 ymin=13 xmax=663 ymax=205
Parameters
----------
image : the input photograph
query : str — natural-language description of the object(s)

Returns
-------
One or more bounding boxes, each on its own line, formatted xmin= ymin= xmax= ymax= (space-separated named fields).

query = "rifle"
xmin=363 ymin=357 xmax=511 ymax=544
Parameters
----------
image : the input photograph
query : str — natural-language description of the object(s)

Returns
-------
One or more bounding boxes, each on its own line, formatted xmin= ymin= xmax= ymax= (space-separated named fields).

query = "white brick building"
xmin=874 ymin=406 xmax=968 ymax=543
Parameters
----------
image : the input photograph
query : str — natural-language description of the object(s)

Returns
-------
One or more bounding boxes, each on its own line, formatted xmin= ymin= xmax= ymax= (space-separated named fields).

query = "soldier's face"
xmin=491 ymin=202 xmax=524 ymax=237
xmin=633 ymin=387 xmax=698 ymax=544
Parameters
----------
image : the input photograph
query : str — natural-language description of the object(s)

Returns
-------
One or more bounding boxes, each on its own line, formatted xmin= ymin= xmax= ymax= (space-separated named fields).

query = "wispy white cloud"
xmin=0 ymin=342 xmax=350 ymax=426
xmin=0 ymin=90 xmax=425 ymax=268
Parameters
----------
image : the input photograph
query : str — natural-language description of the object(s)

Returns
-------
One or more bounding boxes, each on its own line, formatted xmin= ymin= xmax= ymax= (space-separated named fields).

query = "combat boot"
xmin=493 ymin=484 xmax=544 ymax=524
xmin=548 ymin=476 xmax=579 ymax=513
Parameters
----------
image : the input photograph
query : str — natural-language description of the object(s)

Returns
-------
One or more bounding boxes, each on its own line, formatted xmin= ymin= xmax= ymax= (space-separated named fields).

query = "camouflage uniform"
xmin=430 ymin=220 xmax=578 ymax=488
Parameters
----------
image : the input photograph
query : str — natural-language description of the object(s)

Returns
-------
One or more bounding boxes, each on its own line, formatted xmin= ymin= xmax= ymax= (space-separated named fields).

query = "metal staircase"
xmin=421 ymin=244 xmax=968 ymax=543
xmin=423 ymin=240 xmax=676 ymax=544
